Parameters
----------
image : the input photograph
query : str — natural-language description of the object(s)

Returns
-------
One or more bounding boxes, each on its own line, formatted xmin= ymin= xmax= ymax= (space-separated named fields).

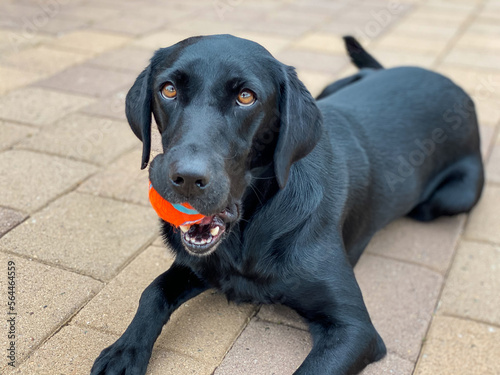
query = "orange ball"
xmin=148 ymin=182 xmax=205 ymax=227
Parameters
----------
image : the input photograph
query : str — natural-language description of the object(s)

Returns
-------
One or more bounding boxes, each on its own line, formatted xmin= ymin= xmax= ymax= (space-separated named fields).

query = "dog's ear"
xmin=126 ymin=65 xmax=153 ymax=169
xmin=274 ymin=66 xmax=322 ymax=189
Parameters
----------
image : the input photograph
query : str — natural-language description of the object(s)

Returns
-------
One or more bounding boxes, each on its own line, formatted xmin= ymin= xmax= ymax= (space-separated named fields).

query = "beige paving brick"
xmin=80 ymin=88 xmax=128 ymax=121
xmin=18 ymin=113 xmax=137 ymax=165
xmin=0 ymin=66 xmax=41 ymax=95
xmin=88 ymin=46 xmax=153 ymax=73
xmin=480 ymin=124 xmax=496 ymax=160
xmin=0 ymin=150 xmax=97 ymax=213
xmin=57 ymin=5 xmax=121 ymax=22
xmin=0 ymin=192 xmax=158 ymax=281
xmin=10 ymin=325 xmax=213 ymax=375
xmin=232 ymin=32 xmax=292 ymax=56
xmin=438 ymin=240 xmax=500 ymax=325
xmin=443 ymin=48 xmax=500 ymax=71
xmin=0 ymin=253 xmax=102 ymax=366
xmin=0 ymin=207 xmax=26 ymax=237
xmin=240 ymin=20 xmax=312 ymax=38
xmin=360 ymin=352 xmax=414 ymax=375
xmin=367 ymin=49 xmax=436 ymax=68
xmin=156 ymin=291 xmax=256 ymax=366
xmin=355 ymin=254 xmax=443 ymax=361
xmin=296 ymin=69 xmax=336 ymax=98
xmin=172 ymin=19 xmax=243 ymax=36
xmin=486 ymin=135 xmax=500 ymax=183
xmin=0 ymin=121 xmax=36 ymax=150
xmin=131 ymin=29 xmax=193 ymax=50
xmin=92 ymin=15 xmax=166 ymax=37
xmin=48 ymin=30 xmax=131 ymax=55
xmin=465 ymin=184 xmax=500 ymax=244
xmin=404 ymin=7 xmax=470 ymax=27
xmin=468 ymin=20 xmax=500 ymax=35
xmin=474 ymin=96 xmax=500 ymax=126
xmin=35 ymin=65 xmax=135 ymax=98
xmin=366 ymin=216 xmax=465 ymax=274
xmin=293 ymin=32 xmax=347 ymax=54
xmin=375 ymin=34 xmax=448 ymax=55
xmin=389 ymin=21 xmax=458 ymax=39
xmin=0 ymin=46 xmax=89 ymax=75
xmin=436 ymin=65 xmax=500 ymax=100
xmin=414 ymin=316 xmax=500 ymax=375
xmin=0 ymin=29 xmax=49 ymax=54
xmin=0 ymin=87 xmax=94 ymax=126
xmin=454 ymin=31 xmax=500 ymax=51
xmin=214 ymin=319 xmax=311 ymax=375
xmin=277 ymin=49 xmax=348 ymax=74
xmin=78 ymin=148 xmax=150 ymax=206
xmin=257 ymin=304 xmax=308 ymax=331
xmin=73 ymin=245 xmax=173 ymax=334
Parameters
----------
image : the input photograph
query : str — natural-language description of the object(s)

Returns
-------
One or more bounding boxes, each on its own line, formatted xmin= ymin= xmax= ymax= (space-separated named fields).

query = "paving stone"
xmin=92 ymin=15 xmax=166 ymax=36
xmin=131 ymin=29 xmax=193 ymax=50
xmin=277 ymin=49 xmax=348 ymax=74
xmin=293 ymin=32 xmax=347 ymax=54
xmin=48 ymin=30 xmax=131 ymax=55
xmin=480 ymin=124 xmax=496 ymax=160
xmin=404 ymin=7 xmax=470 ymax=27
xmin=0 ymin=87 xmax=94 ymax=126
xmin=157 ymin=291 xmax=256 ymax=366
xmin=233 ymin=32 xmax=292 ymax=55
xmin=0 ymin=207 xmax=26 ymax=237
xmin=80 ymin=87 xmax=128 ymax=121
xmin=78 ymin=148 xmax=150 ymax=206
xmin=74 ymin=245 xmax=173 ymax=334
xmin=468 ymin=20 xmax=500 ymax=35
xmin=464 ymin=184 xmax=500 ymax=244
xmin=10 ymin=325 xmax=213 ymax=375
xmin=367 ymin=50 xmax=436 ymax=68
xmin=0 ymin=27 xmax=50 ymax=54
xmin=0 ymin=192 xmax=158 ymax=281
xmin=0 ymin=253 xmax=102 ymax=367
xmin=454 ymin=31 xmax=500 ymax=51
xmin=474 ymin=96 xmax=500 ymax=126
xmin=214 ymin=319 xmax=311 ymax=375
xmin=18 ymin=113 xmax=137 ymax=165
xmin=171 ymin=19 xmax=244 ymax=36
xmin=375 ymin=34 xmax=449 ymax=55
xmin=296 ymin=69 xmax=336 ymax=98
xmin=390 ymin=21 xmax=458 ymax=39
xmin=414 ymin=316 xmax=500 ymax=375
xmin=438 ymin=240 xmax=500 ymax=326
xmin=57 ymin=5 xmax=122 ymax=22
xmin=360 ymin=352 xmax=414 ymax=375
xmin=443 ymin=48 xmax=500 ymax=71
xmin=366 ymin=216 xmax=465 ymax=274
xmin=436 ymin=65 xmax=500 ymax=100
xmin=486 ymin=136 xmax=500 ymax=183
xmin=0 ymin=150 xmax=97 ymax=212
xmin=0 ymin=66 xmax=41 ymax=95
xmin=35 ymin=65 xmax=135 ymax=98
xmin=0 ymin=46 xmax=89 ymax=75
xmin=0 ymin=121 xmax=36 ymax=150
xmin=88 ymin=46 xmax=153 ymax=73
xmin=237 ymin=20 xmax=312 ymax=38
xmin=257 ymin=304 xmax=308 ymax=331
xmin=354 ymin=254 xmax=443 ymax=361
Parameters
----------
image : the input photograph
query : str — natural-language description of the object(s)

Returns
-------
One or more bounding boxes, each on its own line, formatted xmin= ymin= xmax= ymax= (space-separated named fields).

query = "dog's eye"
xmin=237 ymin=89 xmax=256 ymax=106
xmin=161 ymin=82 xmax=177 ymax=99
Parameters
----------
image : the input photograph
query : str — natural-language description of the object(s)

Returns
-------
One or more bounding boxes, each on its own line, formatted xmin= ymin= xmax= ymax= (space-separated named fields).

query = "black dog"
xmin=91 ymin=35 xmax=484 ymax=375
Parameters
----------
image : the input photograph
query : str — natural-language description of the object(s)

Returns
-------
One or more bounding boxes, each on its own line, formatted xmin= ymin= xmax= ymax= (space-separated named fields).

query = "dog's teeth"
xmin=210 ymin=227 xmax=220 ymax=236
xmin=180 ymin=225 xmax=190 ymax=233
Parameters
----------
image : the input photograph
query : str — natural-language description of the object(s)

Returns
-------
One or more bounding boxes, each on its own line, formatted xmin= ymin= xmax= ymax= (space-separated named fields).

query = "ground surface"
xmin=0 ymin=0 xmax=499 ymax=374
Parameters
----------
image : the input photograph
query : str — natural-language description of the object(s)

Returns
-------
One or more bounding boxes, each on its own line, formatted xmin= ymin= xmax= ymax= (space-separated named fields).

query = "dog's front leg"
xmin=90 ymin=262 xmax=208 ymax=375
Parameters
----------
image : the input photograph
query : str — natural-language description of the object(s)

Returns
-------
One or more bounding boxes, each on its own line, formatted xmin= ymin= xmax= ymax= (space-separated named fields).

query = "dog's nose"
xmin=169 ymin=162 xmax=210 ymax=197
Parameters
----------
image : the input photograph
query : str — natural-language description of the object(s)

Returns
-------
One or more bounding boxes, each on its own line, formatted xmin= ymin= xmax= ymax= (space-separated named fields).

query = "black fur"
xmin=91 ymin=35 xmax=484 ymax=375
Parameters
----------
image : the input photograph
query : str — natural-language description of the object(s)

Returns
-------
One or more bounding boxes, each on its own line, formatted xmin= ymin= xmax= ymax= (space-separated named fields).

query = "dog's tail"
xmin=343 ymin=36 xmax=383 ymax=70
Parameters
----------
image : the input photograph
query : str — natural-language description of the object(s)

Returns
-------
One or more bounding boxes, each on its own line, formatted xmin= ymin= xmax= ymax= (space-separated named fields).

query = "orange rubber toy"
xmin=149 ymin=182 xmax=205 ymax=227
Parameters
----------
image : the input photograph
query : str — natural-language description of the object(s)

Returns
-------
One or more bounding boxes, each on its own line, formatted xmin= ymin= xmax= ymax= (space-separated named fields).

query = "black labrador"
xmin=91 ymin=35 xmax=484 ymax=375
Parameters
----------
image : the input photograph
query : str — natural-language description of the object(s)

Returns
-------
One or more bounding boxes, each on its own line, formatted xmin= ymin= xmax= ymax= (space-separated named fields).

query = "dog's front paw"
xmin=90 ymin=339 xmax=151 ymax=375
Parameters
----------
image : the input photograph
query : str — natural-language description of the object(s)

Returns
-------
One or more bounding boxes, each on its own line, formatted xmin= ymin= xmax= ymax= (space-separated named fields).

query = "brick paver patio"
xmin=0 ymin=0 xmax=499 ymax=374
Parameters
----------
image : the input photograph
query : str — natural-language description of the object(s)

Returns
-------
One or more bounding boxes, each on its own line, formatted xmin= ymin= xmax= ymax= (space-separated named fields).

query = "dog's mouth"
xmin=179 ymin=204 xmax=239 ymax=256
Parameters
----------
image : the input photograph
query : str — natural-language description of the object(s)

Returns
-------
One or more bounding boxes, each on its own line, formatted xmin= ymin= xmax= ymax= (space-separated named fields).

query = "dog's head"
xmin=127 ymin=34 xmax=322 ymax=256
